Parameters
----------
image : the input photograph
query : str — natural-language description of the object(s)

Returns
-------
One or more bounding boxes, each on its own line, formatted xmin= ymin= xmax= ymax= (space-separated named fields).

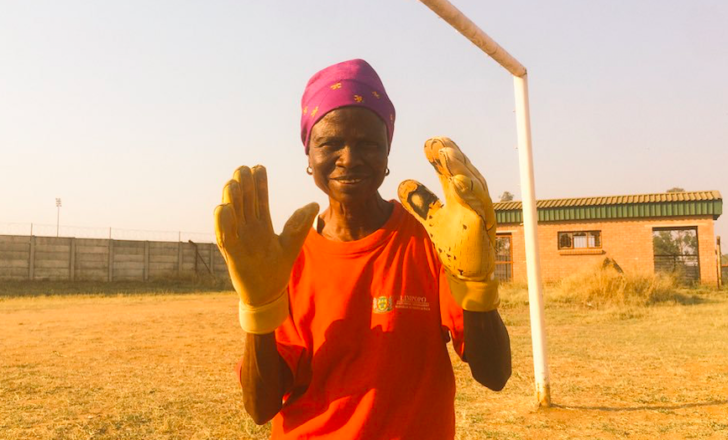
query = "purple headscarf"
xmin=300 ymin=59 xmax=396 ymax=154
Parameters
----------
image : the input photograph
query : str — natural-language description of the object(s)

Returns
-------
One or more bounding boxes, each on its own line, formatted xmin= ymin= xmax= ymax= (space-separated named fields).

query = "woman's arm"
xmin=239 ymin=332 xmax=293 ymax=425
xmin=215 ymin=165 xmax=313 ymax=422
xmin=396 ymin=138 xmax=511 ymax=390
xmin=463 ymin=309 xmax=512 ymax=391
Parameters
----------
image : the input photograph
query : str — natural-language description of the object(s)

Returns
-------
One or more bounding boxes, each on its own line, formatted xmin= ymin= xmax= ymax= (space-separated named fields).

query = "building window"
xmin=495 ymin=234 xmax=513 ymax=282
xmin=652 ymin=227 xmax=699 ymax=284
xmin=558 ymin=231 xmax=601 ymax=250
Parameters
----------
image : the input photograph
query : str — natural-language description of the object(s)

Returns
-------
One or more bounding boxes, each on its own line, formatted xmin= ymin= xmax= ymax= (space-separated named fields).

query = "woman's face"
xmin=308 ymin=107 xmax=389 ymax=204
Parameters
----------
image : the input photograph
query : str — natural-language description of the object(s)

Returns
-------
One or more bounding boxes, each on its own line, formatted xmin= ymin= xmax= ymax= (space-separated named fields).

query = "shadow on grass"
xmin=0 ymin=278 xmax=233 ymax=297
xmin=652 ymin=291 xmax=712 ymax=306
xmin=552 ymin=399 xmax=728 ymax=412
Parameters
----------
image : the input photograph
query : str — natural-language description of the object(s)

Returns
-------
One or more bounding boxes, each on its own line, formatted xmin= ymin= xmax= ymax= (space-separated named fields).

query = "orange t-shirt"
xmin=257 ymin=202 xmax=465 ymax=439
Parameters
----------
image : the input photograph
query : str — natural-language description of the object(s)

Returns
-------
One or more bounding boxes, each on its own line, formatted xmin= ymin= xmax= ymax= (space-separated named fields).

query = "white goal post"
xmin=417 ymin=0 xmax=551 ymax=407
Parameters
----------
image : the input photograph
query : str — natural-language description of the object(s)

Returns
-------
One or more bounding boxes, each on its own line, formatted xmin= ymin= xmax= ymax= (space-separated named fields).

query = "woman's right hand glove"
xmin=214 ymin=165 xmax=319 ymax=334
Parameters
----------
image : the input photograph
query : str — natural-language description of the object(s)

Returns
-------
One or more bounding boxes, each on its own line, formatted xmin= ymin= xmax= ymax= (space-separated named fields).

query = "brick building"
xmin=493 ymin=191 xmax=723 ymax=285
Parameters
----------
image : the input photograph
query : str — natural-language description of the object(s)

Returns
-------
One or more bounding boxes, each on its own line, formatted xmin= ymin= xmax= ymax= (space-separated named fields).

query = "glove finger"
xmin=214 ymin=203 xmax=238 ymax=252
xmin=279 ymin=202 xmax=319 ymax=262
xmin=450 ymin=174 xmax=485 ymax=212
xmin=398 ymin=180 xmax=443 ymax=231
xmin=424 ymin=137 xmax=489 ymax=202
xmin=451 ymin=175 xmax=497 ymax=244
xmin=441 ymin=149 xmax=496 ymax=234
xmin=439 ymin=145 xmax=488 ymax=192
xmin=233 ymin=166 xmax=257 ymax=222
xmin=222 ymin=179 xmax=244 ymax=224
xmin=252 ymin=165 xmax=273 ymax=229
xmin=423 ymin=137 xmax=454 ymax=189
xmin=424 ymin=137 xmax=456 ymax=174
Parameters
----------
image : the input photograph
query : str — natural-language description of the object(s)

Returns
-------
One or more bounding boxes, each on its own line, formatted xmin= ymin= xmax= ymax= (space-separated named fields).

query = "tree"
xmin=652 ymin=229 xmax=698 ymax=256
xmin=499 ymin=191 xmax=514 ymax=202
xmin=666 ymin=187 xmax=685 ymax=193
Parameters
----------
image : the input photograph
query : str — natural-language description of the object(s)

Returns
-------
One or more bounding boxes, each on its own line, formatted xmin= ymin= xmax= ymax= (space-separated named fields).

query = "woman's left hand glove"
xmin=398 ymin=137 xmax=499 ymax=312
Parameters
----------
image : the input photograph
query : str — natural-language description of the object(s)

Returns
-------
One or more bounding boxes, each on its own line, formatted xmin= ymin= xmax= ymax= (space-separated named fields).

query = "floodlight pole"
xmin=418 ymin=0 xmax=551 ymax=407
xmin=56 ymin=198 xmax=62 ymax=238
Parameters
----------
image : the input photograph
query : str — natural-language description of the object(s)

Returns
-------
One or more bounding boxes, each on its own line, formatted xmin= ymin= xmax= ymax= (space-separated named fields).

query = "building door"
xmin=495 ymin=234 xmax=513 ymax=282
xmin=652 ymin=227 xmax=700 ymax=284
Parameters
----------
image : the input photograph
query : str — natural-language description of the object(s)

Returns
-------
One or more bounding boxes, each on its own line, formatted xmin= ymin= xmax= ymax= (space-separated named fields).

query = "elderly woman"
xmin=215 ymin=59 xmax=511 ymax=439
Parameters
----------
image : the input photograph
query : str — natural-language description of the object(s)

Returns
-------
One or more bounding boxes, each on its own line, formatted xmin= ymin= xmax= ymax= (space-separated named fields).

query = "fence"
xmin=0 ymin=223 xmax=216 ymax=243
xmin=0 ymin=234 xmax=228 ymax=282
xmin=653 ymin=255 xmax=700 ymax=284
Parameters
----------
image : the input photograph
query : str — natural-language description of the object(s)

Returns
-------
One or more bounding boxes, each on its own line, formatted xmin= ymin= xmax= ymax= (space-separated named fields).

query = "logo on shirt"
xmin=372 ymin=295 xmax=431 ymax=313
xmin=373 ymin=296 xmax=394 ymax=314
xmin=395 ymin=295 xmax=431 ymax=311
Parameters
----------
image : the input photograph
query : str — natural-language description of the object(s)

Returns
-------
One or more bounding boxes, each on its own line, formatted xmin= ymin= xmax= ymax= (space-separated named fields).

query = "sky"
xmin=1 ymin=0 xmax=727 ymax=244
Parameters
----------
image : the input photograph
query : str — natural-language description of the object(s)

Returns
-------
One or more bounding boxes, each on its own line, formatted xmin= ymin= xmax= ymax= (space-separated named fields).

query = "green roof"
xmin=494 ymin=190 xmax=722 ymax=224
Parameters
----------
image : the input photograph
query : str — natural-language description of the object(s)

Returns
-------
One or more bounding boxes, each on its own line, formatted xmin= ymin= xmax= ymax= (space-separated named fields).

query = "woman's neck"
xmin=318 ymin=194 xmax=393 ymax=242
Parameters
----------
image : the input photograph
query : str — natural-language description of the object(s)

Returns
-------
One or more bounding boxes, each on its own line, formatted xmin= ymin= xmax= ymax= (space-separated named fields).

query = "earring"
xmin=385 ymin=168 xmax=390 ymax=176
xmin=306 ymin=166 xmax=313 ymax=175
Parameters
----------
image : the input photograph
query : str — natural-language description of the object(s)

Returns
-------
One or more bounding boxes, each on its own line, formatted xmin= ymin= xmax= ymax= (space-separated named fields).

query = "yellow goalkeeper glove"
xmin=214 ymin=165 xmax=319 ymax=334
xmin=398 ymin=137 xmax=499 ymax=312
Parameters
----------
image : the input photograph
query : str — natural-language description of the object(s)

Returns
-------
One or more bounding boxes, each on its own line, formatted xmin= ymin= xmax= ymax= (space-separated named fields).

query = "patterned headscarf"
xmin=300 ymin=59 xmax=395 ymax=154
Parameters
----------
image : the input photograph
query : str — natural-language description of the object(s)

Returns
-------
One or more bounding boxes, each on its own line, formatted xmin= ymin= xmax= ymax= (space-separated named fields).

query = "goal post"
xmin=418 ymin=0 xmax=551 ymax=407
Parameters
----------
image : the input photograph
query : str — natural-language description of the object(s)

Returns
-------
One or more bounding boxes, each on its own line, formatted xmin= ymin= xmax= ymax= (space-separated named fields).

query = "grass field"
xmin=1 ymin=282 xmax=727 ymax=439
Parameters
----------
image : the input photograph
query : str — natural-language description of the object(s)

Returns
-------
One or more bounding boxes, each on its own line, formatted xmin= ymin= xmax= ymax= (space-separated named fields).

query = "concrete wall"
xmin=3 ymin=216 xmax=719 ymax=285
xmin=0 ymin=235 xmax=228 ymax=281
xmin=497 ymin=215 xmax=718 ymax=285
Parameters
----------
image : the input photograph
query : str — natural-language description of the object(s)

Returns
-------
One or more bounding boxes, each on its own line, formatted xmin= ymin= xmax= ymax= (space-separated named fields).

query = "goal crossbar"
xmin=419 ymin=0 xmax=526 ymax=77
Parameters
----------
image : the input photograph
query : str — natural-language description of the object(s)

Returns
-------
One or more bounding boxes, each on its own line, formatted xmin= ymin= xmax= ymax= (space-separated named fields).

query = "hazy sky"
xmin=1 ymin=0 xmax=726 ymax=243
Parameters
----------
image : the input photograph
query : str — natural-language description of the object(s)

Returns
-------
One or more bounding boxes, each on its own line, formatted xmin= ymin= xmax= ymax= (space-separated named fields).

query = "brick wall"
xmin=497 ymin=215 xmax=718 ymax=285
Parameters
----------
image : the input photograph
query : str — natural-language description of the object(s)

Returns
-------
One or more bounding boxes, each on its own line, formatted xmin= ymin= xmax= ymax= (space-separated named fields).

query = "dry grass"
xmin=500 ymin=265 xmax=708 ymax=309
xmin=1 ymin=284 xmax=727 ymax=439
xmin=554 ymin=265 xmax=696 ymax=307
xmin=0 ymin=278 xmax=231 ymax=298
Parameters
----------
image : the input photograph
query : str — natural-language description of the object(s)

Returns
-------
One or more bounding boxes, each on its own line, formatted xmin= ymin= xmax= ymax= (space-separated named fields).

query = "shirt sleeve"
xmin=274 ymin=296 xmax=313 ymax=401
xmin=275 ymin=314 xmax=310 ymax=385
xmin=438 ymin=266 xmax=466 ymax=361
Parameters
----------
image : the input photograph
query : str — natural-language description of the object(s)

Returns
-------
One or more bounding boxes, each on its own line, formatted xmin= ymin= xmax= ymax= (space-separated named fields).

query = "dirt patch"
xmin=1 ymin=291 xmax=727 ymax=439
